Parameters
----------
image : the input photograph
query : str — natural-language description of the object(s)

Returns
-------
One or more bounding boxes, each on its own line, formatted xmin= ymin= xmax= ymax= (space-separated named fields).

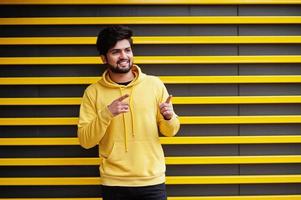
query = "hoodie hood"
xmin=99 ymin=65 xmax=146 ymax=88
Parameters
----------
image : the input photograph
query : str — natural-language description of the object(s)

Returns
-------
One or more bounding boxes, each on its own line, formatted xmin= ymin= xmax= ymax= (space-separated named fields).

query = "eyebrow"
xmin=109 ymin=47 xmax=131 ymax=53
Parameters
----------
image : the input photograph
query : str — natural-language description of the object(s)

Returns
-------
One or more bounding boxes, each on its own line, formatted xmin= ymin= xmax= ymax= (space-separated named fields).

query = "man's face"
xmin=102 ymin=39 xmax=134 ymax=74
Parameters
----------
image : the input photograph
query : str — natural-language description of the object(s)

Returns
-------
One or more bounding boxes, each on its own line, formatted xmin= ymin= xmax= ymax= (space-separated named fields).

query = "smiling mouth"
xmin=118 ymin=60 xmax=129 ymax=66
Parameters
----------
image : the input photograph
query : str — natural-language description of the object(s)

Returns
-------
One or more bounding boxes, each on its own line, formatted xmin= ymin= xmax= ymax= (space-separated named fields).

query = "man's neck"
xmin=108 ymin=70 xmax=135 ymax=83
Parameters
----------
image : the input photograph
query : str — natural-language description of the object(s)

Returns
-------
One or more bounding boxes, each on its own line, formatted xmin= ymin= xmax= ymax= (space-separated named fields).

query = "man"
xmin=77 ymin=25 xmax=180 ymax=200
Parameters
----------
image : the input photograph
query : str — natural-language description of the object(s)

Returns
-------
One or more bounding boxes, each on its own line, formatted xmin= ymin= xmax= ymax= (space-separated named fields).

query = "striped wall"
xmin=0 ymin=0 xmax=301 ymax=199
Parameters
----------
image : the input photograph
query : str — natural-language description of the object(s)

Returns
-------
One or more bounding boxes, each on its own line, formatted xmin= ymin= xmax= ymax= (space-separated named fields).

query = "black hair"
xmin=96 ymin=25 xmax=133 ymax=56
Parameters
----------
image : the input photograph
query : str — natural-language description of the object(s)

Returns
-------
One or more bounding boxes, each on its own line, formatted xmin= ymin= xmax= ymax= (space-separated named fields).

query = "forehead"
xmin=110 ymin=39 xmax=131 ymax=51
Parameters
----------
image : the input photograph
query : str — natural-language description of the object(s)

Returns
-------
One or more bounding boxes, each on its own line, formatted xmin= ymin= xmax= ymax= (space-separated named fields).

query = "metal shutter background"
xmin=0 ymin=1 xmax=301 ymax=199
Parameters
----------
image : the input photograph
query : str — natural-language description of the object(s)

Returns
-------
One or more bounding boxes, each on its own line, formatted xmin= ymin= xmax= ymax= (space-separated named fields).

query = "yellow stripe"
xmin=160 ymin=75 xmax=301 ymax=84
xmin=0 ymin=198 xmax=101 ymax=200
xmin=1 ymin=116 xmax=301 ymax=125
xmin=1 ymin=195 xmax=301 ymax=200
xmin=0 ymin=177 xmax=101 ymax=185
xmin=2 ymin=36 xmax=301 ymax=45
xmin=0 ymin=117 xmax=78 ymax=125
xmin=1 ymin=55 xmax=301 ymax=65
xmin=1 ymin=175 xmax=301 ymax=185
xmin=1 ymin=136 xmax=301 ymax=146
xmin=0 ymin=37 xmax=97 ymax=45
xmin=159 ymin=135 xmax=301 ymax=144
xmin=1 ymin=16 xmax=301 ymax=25
xmin=0 ymin=137 xmax=79 ymax=145
xmin=2 ymin=96 xmax=301 ymax=105
xmin=172 ymin=96 xmax=301 ymax=104
xmin=0 ymin=77 xmax=99 ymax=85
xmin=1 ymin=155 xmax=301 ymax=166
xmin=1 ymin=75 xmax=301 ymax=85
xmin=165 ymin=155 xmax=301 ymax=165
xmin=1 ymin=0 xmax=301 ymax=5
xmin=180 ymin=115 xmax=301 ymax=124
xmin=0 ymin=158 xmax=101 ymax=166
xmin=166 ymin=175 xmax=301 ymax=184
xmin=0 ymin=97 xmax=82 ymax=105
xmin=167 ymin=196 xmax=301 ymax=200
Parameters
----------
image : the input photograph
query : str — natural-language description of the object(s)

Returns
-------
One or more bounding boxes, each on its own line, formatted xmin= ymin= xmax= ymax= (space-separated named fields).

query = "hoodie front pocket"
xmin=101 ymin=140 xmax=165 ymax=177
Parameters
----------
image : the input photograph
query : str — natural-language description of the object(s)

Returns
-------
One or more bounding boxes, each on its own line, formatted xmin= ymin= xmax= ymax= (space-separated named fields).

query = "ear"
xmin=100 ymin=55 xmax=107 ymax=64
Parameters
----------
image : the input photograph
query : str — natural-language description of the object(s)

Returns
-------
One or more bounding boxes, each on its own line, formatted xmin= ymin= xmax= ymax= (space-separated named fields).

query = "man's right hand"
xmin=107 ymin=94 xmax=130 ymax=117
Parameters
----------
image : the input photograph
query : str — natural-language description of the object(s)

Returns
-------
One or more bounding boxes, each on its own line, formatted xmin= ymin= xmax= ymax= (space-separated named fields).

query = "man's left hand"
xmin=159 ymin=95 xmax=174 ymax=120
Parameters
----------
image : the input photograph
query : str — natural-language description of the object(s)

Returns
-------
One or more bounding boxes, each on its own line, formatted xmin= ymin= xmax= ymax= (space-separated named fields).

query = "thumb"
xmin=165 ymin=95 xmax=172 ymax=104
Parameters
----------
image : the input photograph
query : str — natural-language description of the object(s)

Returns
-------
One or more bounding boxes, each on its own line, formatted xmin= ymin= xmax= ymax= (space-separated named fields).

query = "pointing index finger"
xmin=116 ymin=94 xmax=129 ymax=102
xmin=165 ymin=95 xmax=172 ymax=104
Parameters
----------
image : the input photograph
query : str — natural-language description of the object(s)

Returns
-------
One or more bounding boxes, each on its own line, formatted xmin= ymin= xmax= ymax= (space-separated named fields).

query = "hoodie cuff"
xmin=162 ymin=114 xmax=180 ymax=137
xmin=166 ymin=113 xmax=180 ymax=127
xmin=98 ymin=106 xmax=114 ymax=125
xmin=165 ymin=113 xmax=178 ymax=123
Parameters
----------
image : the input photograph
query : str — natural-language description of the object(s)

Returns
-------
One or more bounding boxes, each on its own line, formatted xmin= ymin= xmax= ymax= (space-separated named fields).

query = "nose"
xmin=119 ymin=50 xmax=127 ymax=59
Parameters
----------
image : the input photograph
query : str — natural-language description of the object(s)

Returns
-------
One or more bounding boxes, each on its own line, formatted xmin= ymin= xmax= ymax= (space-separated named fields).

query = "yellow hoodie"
xmin=77 ymin=65 xmax=180 ymax=186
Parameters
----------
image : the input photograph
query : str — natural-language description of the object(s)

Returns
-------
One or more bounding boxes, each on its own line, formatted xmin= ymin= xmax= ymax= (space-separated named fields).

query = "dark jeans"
xmin=102 ymin=183 xmax=167 ymax=200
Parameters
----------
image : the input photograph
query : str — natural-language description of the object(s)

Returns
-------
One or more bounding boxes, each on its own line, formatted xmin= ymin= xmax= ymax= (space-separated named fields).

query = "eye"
xmin=125 ymin=48 xmax=132 ymax=53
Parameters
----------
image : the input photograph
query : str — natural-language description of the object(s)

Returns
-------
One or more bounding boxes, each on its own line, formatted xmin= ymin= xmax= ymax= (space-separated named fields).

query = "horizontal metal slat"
xmin=1 ymin=0 xmax=301 ymax=5
xmin=1 ymin=116 xmax=301 ymax=125
xmin=1 ymin=36 xmax=301 ymax=45
xmin=180 ymin=116 xmax=301 ymax=124
xmin=0 ymin=117 xmax=78 ymax=125
xmin=1 ymin=75 xmax=301 ymax=85
xmin=1 ymin=136 xmax=301 ymax=146
xmin=1 ymin=96 xmax=301 ymax=105
xmin=1 ymin=155 xmax=301 ymax=166
xmin=1 ymin=16 xmax=301 ymax=25
xmin=0 ymin=97 xmax=82 ymax=105
xmin=1 ymin=55 xmax=301 ymax=65
xmin=0 ymin=96 xmax=300 ymax=105
xmin=169 ymin=195 xmax=301 ymax=200
xmin=172 ymin=96 xmax=301 ymax=104
xmin=1 ymin=175 xmax=301 ymax=185
xmin=1 ymin=195 xmax=301 ymax=200
xmin=160 ymin=135 xmax=301 ymax=144
xmin=166 ymin=155 xmax=301 ymax=165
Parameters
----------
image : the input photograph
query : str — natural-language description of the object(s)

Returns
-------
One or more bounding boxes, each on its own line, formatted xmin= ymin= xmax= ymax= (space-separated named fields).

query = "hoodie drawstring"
xmin=129 ymin=86 xmax=135 ymax=137
xmin=120 ymin=88 xmax=128 ymax=152
xmin=120 ymin=86 xmax=136 ymax=152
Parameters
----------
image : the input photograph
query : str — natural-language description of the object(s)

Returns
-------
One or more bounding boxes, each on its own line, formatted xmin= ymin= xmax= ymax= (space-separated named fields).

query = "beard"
xmin=108 ymin=59 xmax=133 ymax=74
